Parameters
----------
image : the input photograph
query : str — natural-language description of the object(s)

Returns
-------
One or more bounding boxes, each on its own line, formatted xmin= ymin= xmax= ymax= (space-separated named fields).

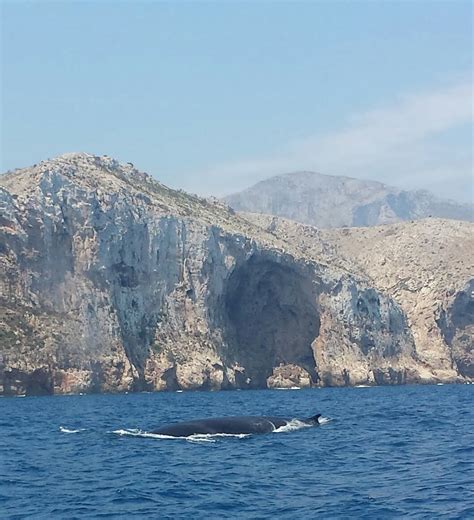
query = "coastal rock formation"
xmin=0 ymin=154 xmax=470 ymax=395
xmin=224 ymin=171 xmax=473 ymax=228
xmin=267 ymin=364 xmax=312 ymax=389
xmin=244 ymin=213 xmax=474 ymax=383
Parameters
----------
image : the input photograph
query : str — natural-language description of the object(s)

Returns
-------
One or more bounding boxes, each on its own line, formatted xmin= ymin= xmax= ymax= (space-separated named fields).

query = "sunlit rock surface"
xmin=0 ymin=154 xmax=470 ymax=395
xmin=244 ymin=213 xmax=474 ymax=384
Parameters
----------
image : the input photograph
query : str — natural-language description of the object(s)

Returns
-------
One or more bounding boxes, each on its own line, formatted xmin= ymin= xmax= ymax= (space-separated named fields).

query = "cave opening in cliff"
xmin=223 ymin=256 xmax=320 ymax=388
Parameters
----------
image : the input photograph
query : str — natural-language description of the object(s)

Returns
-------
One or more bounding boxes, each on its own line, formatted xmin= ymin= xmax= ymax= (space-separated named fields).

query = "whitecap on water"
xmin=59 ymin=426 xmax=86 ymax=434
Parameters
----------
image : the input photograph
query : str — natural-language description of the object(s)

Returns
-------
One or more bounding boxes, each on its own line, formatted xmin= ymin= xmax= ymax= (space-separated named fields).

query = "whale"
xmin=151 ymin=414 xmax=322 ymax=437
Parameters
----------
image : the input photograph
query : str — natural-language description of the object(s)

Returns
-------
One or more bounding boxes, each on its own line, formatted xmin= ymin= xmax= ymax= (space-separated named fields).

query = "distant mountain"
xmin=223 ymin=171 xmax=473 ymax=228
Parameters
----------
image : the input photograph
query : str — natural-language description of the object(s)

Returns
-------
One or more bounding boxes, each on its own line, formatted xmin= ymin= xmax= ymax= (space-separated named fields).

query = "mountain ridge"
xmin=223 ymin=170 xmax=473 ymax=228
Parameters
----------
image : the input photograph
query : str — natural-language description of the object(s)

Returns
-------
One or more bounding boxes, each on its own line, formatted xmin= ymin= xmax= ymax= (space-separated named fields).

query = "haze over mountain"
xmin=223 ymin=171 xmax=473 ymax=229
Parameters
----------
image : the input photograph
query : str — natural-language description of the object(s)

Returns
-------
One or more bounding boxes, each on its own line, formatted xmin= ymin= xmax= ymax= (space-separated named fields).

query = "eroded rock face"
xmin=437 ymin=280 xmax=474 ymax=378
xmin=0 ymin=153 xmax=460 ymax=395
xmin=243 ymin=213 xmax=473 ymax=384
xmin=267 ymin=364 xmax=312 ymax=389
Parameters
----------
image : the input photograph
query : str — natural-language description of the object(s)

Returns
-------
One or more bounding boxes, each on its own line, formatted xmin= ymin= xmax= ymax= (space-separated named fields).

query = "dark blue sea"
xmin=1 ymin=385 xmax=473 ymax=519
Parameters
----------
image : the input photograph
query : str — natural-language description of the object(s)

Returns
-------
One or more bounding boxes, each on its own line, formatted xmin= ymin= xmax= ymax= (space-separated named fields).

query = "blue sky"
xmin=1 ymin=0 xmax=472 ymax=201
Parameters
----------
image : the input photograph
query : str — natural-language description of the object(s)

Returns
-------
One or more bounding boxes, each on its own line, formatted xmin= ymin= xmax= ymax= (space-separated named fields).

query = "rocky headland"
xmin=245 ymin=213 xmax=474 ymax=383
xmin=0 ymin=153 xmax=472 ymax=395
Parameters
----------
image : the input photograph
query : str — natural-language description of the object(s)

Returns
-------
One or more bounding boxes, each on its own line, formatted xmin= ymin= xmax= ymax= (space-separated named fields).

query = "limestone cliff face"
xmin=244 ymin=213 xmax=474 ymax=383
xmin=0 ymin=154 xmax=464 ymax=395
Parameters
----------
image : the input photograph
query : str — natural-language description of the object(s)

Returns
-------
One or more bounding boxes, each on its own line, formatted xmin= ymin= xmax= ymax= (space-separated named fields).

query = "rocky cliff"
xmin=224 ymin=171 xmax=473 ymax=228
xmin=244 ymin=213 xmax=474 ymax=382
xmin=0 ymin=153 xmax=470 ymax=395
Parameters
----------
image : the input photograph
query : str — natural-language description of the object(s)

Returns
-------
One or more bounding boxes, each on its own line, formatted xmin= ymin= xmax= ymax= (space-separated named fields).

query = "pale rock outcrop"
xmin=267 ymin=364 xmax=312 ymax=388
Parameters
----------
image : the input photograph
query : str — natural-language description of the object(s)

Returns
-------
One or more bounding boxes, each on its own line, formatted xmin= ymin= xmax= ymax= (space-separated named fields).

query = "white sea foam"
xmin=59 ymin=426 xmax=86 ymax=434
xmin=318 ymin=416 xmax=332 ymax=425
xmin=187 ymin=433 xmax=250 ymax=443
xmin=111 ymin=429 xmax=250 ymax=443
xmin=273 ymin=416 xmax=332 ymax=432
xmin=112 ymin=428 xmax=175 ymax=439
xmin=273 ymin=419 xmax=311 ymax=433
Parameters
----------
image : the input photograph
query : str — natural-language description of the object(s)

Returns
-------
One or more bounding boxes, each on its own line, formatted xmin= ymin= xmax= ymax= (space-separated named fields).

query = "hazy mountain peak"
xmin=224 ymin=171 xmax=473 ymax=228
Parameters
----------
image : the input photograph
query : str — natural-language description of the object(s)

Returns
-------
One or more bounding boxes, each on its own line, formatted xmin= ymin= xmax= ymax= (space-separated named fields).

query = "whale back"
xmin=151 ymin=414 xmax=321 ymax=437
xmin=152 ymin=416 xmax=279 ymax=437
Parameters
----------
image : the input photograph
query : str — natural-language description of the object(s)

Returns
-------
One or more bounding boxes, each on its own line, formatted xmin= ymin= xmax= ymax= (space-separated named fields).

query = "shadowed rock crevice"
xmin=2 ymin=368 xmax=54 ymax=396
xmin=437 ymin=279 xmax=474 ymax=377
xmin=223 ymin=256 xmax=320 ymax=387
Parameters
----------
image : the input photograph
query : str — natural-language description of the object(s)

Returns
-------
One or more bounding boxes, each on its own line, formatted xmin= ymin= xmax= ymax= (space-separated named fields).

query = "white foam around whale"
xmin=111 ymin=429 xmax=250 ymax=443
xmin=273 ymin=418 xmax=311 ymax=433
xmin=317 ymin=416 xmax=332 ymax=425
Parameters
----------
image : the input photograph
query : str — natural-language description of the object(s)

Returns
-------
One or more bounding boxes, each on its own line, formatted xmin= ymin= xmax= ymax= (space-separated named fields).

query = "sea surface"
xmin=1 ymin=384 xmax=473 ymax=519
